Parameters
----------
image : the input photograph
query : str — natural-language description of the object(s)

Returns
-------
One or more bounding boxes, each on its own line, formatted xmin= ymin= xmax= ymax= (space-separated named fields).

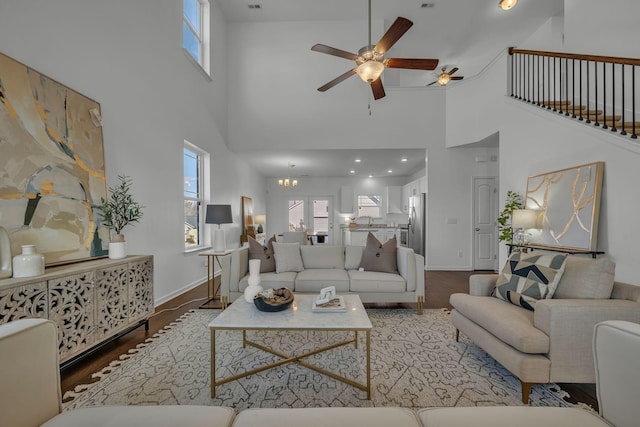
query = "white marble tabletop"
xmin=209 ymin=294 xmax=372 ymax=330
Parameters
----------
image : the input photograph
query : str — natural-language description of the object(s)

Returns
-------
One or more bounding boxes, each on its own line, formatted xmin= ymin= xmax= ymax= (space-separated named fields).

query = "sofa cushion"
xmin=348 ymin=270 xmax=406 ymax=293
xmin=494 ymin=252 xmax=568 ymax=310
xmin=359 ymin=232 xmax=398 ymax=273
xmin=239 ymin=271 xmax=297 ymax=292
xmin=553 ymin=256 xmax=615 ymax=299
xmin=300 ymin=245 xmax=344 ymax=269
xmin=273 ymin=242 xmax=304 ymax=273
xmin=450 ymin=293 xmax=550 ymax=354
xmin=232 ymin=407 xmax=422 ymax=427
xmin=248 ymin=236 xmax=276 ymax=273
xmin=344 ymin=246 xmax=364 ymax=270
xmin=294 ymin=269 xmax=349 ymax=292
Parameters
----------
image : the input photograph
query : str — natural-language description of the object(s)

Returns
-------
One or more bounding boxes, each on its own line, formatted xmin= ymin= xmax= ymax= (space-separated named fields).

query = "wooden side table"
xmin=199 ymin=250 xmax=231 ymax=309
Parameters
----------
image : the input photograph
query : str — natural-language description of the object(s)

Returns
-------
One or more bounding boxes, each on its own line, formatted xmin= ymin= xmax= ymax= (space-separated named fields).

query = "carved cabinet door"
xmin=48 ymin=271 xmax=95 ymax=362
xmin=0 ymin=282 xmax=48 ymax=322
xmin=95 ymin=264 xmax=129 ymax=340
xmin=128 ymin=258 xmax=154 ymax=323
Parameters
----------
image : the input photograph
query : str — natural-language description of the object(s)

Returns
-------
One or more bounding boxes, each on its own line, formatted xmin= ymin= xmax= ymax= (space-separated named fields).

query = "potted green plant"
xmin=100 ymin=175 xmax=144 ymax=259
xmin=497 ymin=190 xmax=523 ymax=244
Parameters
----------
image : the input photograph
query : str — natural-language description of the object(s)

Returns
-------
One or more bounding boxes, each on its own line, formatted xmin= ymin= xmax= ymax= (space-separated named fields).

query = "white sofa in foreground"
xmin=220 ymin=244 xmax=425 ymax=314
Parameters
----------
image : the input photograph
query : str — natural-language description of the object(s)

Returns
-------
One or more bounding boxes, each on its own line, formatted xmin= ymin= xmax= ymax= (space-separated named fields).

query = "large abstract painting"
xmin=525 ymin=162 xmax=604 ymax=251
xmin=0 ymin=52 xmax=108 ymax=265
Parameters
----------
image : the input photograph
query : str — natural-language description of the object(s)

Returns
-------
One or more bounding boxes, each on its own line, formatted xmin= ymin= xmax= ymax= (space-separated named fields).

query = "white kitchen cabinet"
xmin=402 ymin=184 xmax=410 ymax=213
xmin=349 ymin=230 xmax=369 ymax=246
xmin=385 ymin=186 xmax=403 ymax=214
xmin=340 ymin=186 xmax=354 ymax=213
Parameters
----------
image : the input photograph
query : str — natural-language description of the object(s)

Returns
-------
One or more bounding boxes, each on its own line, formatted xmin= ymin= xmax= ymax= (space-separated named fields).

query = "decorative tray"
xmin=312 ymin=295 xmax=346 ymax=313
xmin=254 ymin=287 xmax=294 ymax=312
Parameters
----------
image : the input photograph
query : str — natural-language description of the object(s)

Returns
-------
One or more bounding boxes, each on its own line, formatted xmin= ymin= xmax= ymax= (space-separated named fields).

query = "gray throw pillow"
xmin=248 ymin=235 xmax=276 ymax=273
xmin=358 ymin=232 xmax=398 ymax=273
xmin=273 ymin=242 xmax=304 ymax=273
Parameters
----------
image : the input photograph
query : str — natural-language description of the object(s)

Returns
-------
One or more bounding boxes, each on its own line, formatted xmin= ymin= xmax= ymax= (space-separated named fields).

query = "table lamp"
xmin=511 ymin=209 xmax=539 ymax=244
xmin=254 ymin=214 xmax=266 ymax=234
xmin=206 ymin=204 xmax=233 ymax=252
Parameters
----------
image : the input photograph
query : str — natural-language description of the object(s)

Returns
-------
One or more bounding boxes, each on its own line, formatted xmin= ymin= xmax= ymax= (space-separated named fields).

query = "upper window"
xmin=184 ymin=141 xmax=210 ymax=251
xmin=357 ymin=194 xmax=382 ymax=218
xmin=183 ymin=0 xmax=210 ymax=75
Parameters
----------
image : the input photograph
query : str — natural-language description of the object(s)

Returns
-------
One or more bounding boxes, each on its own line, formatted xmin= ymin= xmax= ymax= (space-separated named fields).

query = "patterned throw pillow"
xmin=358 ymin=232 xmax=398 ymax=273
xmin=494 ymin=252 xmax=568 ymax=311
xmin=248 ymin=235 xmax=276 ymax=273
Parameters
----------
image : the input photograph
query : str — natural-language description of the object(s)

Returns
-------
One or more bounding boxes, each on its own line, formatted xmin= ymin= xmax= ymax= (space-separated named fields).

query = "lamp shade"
xmin=205 ymin=204 xmax=233 ymax=225
xmin=254 ymin=214 xmax=266 ymax=225
xmin=511 ymin=209 xmax=539 ymax=229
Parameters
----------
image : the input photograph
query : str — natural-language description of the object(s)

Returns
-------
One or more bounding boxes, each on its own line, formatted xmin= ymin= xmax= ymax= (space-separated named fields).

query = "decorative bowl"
xmin=254 ymin=287 xmax=294 ymax=312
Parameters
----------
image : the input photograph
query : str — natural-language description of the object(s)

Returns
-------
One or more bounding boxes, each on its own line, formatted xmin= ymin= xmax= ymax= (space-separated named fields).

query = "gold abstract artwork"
xmin=525 ymin=162 xmax=604 ymax=251
xmin=0 ymin=52 xmax=109 ymax=265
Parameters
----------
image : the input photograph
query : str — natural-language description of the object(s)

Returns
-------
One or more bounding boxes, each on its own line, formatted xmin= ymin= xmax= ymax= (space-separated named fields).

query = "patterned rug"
xmin=63 ymin=308 xmax=576 ymax=412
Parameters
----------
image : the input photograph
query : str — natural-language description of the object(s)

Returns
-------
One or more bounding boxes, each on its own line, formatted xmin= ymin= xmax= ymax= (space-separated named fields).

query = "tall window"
xmin=183 ymin=0 xmax=210 ymax=74
xmin=357 ymin=194 xmax=382 ymax=218
xmin=184 ymin=141 xmax=209 ymax=251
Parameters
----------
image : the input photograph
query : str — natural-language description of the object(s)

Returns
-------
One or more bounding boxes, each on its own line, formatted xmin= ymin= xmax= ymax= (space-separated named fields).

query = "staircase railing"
xmin=508 ymin=48 xmax=640 ymax=140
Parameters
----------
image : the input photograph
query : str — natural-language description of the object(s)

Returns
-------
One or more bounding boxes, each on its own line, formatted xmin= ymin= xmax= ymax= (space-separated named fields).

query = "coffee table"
xmin=208 ymin=294 xmax=372 ymax=399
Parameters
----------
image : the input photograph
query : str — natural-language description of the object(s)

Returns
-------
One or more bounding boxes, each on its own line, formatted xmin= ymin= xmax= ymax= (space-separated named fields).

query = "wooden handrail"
xmin=509 ymin=47 xmax=640 ymax=67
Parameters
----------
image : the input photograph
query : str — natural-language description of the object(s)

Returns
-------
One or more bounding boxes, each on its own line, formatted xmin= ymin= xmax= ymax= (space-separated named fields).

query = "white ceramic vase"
xmin=244 ymin=259 xmax=263 ymax=303
xmin=12 ymin=245 xmax=45 ymax=278
xmin=109 ymin=241 xmax=127 ymax=259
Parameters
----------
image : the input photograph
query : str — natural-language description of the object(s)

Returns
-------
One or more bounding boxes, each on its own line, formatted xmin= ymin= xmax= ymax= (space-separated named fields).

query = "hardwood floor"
xmin=60 ymin=271 xmax=598 ymax=409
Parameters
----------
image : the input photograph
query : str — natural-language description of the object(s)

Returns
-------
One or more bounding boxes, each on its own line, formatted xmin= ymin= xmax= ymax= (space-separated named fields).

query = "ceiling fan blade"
xmin=385 ymin=58 xmax=439 ymax=70
xmin=374 ymin=17 xmax=413 ymax=54
xmin=371 ymin=77 xmax=386 ymax=100
xmin=317 ymin=69 xmax=357 ymax=92
xmin=311 ymin=44 xmax=357 ymax=61
xmin=451 ymin=76 xmax=464 ymax=80
xmin=448 ymin=67 xmax=459 ymax=76
xmin=426 ymin=81 xmax=438 ymax=87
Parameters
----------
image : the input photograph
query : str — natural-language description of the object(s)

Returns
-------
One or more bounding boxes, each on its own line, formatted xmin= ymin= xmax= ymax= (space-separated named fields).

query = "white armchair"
xmin=0 ymin=318 xmax=235 ymax=427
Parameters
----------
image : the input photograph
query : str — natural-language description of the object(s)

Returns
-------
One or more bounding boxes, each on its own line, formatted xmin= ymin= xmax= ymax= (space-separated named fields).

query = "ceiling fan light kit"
xmin=499 ymin=0 xmax=518 ymax=11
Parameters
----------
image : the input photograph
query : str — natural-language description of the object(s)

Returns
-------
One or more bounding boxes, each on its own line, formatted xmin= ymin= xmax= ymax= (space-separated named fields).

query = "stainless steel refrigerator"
xmin=408 ymin=193 xmax=426 ymax=257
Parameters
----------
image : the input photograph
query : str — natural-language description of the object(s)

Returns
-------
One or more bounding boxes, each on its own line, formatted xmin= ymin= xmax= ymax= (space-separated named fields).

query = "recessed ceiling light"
xmin=498 ymin=0 xmax=517 ymax=10
xmin=355 ymin=159 xmax=361 ymax=163
xmin=350 ymin=170 xmax=355 ymax=174
xmin=388 ymin=170 xmax=393 ymax=173
xmin=401 ymin=158 xmax=408 ymax=162
xmin=368 ymin=174 xmax=373 ymax=178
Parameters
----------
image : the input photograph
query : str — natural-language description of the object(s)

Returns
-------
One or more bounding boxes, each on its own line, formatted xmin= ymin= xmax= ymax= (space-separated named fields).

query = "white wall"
xmin=0 ymin=0 xmax=265 ymax=304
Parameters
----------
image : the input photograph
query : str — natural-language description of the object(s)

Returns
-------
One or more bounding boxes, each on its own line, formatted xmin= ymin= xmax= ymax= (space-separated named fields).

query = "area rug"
xmin=63 ymin=309 xmax=576 ymax=412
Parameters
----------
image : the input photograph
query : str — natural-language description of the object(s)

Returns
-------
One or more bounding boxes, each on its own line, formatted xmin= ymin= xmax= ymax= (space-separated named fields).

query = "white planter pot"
xmin=12 ymin=245 xmax=44 ymax=278
xmin=109 ymin=241 xmax=127 ymax=259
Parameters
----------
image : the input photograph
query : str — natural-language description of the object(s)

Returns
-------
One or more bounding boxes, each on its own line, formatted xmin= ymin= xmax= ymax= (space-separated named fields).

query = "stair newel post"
xmin=552 ymin=57 xmax=557 ymax=111
xmin=594 ymin=62 xmax=600 ymax=127
xmin=536 ymin=55 xmax=540 ymax=106
xmin=509 ymin=48 xmax=514 ymax=97
xmin=611 ymin=63 xmax=617 ymax=132
xmin=520 ymin=53 xmax=524 ymax=100
xmin=528 ymin=54 xmax=532 ymax=103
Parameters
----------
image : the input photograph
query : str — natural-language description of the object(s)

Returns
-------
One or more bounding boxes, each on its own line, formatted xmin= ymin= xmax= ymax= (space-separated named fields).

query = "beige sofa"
xmin=2 ymin=314 xmax=637 ymax=426
xmin=220 ymin=244 xmax=425 ymax=314
xmin=449 ymin=255 xmax=640 ymax=403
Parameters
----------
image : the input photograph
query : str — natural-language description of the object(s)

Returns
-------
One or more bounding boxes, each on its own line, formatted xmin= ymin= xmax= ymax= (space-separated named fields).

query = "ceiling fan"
xmin=311 ymin=0 xmax=439 ymax=100
xmin=427 ymin=66 xmax=464 ymax=86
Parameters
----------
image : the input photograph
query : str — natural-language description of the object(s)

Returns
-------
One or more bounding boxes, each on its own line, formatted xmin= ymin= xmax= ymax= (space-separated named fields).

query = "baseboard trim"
xmin=426 ymin=266 xmax=473 ymax=271
xmin=154 ymin=269 xmax=221 ymax=306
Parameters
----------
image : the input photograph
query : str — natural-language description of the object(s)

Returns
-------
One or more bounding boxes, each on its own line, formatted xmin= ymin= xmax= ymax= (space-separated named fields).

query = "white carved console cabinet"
xmin=0 ymin=255 xmax=153 ymax=366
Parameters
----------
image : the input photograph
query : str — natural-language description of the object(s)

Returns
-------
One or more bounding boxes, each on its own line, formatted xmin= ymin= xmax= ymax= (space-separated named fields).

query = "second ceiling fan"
xmin=311 ymin=0 xmax=439 ymax=100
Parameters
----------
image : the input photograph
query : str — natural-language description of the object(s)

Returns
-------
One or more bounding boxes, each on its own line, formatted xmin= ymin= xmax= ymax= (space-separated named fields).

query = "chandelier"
xmin=278 ymin=162 xmax=298 ymax=188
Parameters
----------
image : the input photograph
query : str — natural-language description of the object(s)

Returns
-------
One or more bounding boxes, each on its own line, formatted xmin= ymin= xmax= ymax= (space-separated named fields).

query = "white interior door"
xmin=473 ymin=177 xmax=497 ymax=271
